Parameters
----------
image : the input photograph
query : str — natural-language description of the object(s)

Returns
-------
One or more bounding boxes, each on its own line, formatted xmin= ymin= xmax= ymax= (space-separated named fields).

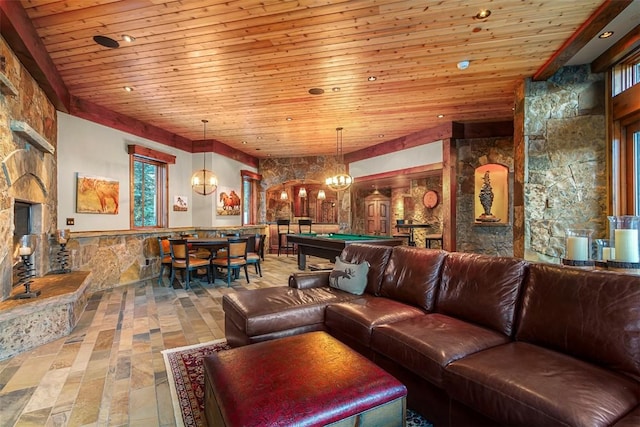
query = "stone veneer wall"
xmin=523 ymin=65 xmax=606 ymax=262
xmin=259 ymin=156 xmax=351 ymax=229
xmin=456 ymin=137 xmax=514 ymax=256
xmin=65 ymin=226 xmax=266 ymax=292
xmin=0 ymin=37 xmax=58 ymax=301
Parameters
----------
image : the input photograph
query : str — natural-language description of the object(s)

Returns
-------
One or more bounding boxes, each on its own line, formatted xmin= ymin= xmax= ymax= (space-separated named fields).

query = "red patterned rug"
xmin=162 ymin=339 xmax=432 ymax=427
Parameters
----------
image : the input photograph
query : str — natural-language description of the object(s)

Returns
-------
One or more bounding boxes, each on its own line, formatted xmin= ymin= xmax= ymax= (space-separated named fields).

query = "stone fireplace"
xmin=1 ymin=37 xmax=58 ymax=302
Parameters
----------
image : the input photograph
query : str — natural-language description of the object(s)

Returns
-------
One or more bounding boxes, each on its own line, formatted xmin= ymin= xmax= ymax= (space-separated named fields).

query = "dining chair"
xmin=169 ymin=239 xmax=212 ymax=289
xmin=157 ymin=236 xmax=172 ymax=285
xmin=212 ymin=238 xmax=249 ymax=286
xmin=246 ymin=234 xmax=265 ymax=277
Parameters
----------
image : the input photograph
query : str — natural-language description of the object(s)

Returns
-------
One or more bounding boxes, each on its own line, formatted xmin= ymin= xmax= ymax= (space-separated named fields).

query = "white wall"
xmin=349 ymin=140 xmax=443 ymax=178
xmin=57 ymin=112 xmax=255 ymax=231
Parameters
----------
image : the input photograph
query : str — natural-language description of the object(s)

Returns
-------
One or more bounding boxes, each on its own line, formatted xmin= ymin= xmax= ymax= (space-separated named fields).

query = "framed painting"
xmin=217 ymin=187 xmax=241 ymax=216
xmin=76 ymin=174 xmax=119 ymax=214
xmin=173 ymin=195 xmax=188 ymax=211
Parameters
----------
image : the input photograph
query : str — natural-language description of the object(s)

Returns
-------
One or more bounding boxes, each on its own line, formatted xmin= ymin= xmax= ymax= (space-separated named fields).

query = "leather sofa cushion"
xmin=340 ymin=244 xmax=393 ymax=295
xmin=371 ymin=313 xmax=509 ymax=387
xmin=437 ymin=252 xmax=527 ymax=336
xmin=379 ymin=246 xmax=447 ymax=311
xmin=444 ymin=342 xmax=640 ymax=427
xmin=613 ymin=406 xmax=640 ymax=426
xmin=223 ymin=286 xmax=357 ymax=337
xmin=517 ymin=264 xmax=640 ymax=381
xmin=325 ymin=296 xmax=424 ymax=348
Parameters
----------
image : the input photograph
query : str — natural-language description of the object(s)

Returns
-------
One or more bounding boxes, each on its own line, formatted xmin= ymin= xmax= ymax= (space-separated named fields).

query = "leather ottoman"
xmin=203 ymin=331 xmax=407 ymax=426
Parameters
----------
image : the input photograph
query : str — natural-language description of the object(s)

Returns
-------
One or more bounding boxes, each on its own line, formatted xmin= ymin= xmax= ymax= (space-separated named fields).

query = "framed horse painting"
xmin=76 ymin=174 xmax=119 ymax=214
xmin=217 ymin=186 xmax=241 ymax=216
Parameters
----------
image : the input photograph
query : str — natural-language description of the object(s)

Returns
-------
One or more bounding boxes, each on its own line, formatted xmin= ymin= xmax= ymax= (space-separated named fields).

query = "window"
xmin=612 ymin=50 xmax=640 ymax=96
xmin=611 ymin=48 xmax=640 ymax=215
xmin=241 ymin=170 xmax=261 ymax=225
xmin=128 ymin=145 xmax=175 ymax=229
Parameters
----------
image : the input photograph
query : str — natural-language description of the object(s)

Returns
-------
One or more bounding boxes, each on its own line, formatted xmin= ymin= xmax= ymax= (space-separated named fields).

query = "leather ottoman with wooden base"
xmin=203 ymin=331 xmax=407 ymax=427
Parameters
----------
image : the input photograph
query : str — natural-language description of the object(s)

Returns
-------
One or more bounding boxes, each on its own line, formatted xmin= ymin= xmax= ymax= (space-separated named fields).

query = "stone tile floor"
xmin=0 ymin=254 xmax=303 ymax=427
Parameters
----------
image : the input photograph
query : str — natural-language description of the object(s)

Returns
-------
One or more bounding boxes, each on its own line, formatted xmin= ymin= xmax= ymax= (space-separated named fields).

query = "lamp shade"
xmin=191 ymin=169 xmax=218 ymax=195
xmin=317 ymin=189 xmax=326 ymax=200
xmin=298 ymin=187 xmax=307 ymax=198
xmin=192 ymin=119 xmax=217 ymax=195
xmin=325 ymin=127 xmax=352 ymax=191
xmin=325 ymin=173 xmax=353 ymax=191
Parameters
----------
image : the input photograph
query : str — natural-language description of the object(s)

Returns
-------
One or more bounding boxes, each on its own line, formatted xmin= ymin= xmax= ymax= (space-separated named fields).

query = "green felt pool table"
xmin=286 ymin=233 xmax=404 ymax=270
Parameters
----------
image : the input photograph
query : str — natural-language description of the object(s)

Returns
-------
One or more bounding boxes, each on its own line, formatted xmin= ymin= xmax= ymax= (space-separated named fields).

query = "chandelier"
xmin=191 ymin=119 xmax=218 ymax=195
xmin=325 ymin=127 xmax=353 ymax=191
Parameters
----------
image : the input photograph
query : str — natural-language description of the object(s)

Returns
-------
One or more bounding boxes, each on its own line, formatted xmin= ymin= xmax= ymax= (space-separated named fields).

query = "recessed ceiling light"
xmin=308 ymin=88 xmax=324 ymax=95
xmin=286 ymin=117 xmax=293 ymax=121
xmin=368 ymin=76 xmax=377 ymax=81
xmin=93 ymin=35 xmax=119 ymax=49
xmin=242 ymin=141 xmax=247 ymax=144
xmin=121 ymin=34 xmax=136 ymax=43
xmin=378 ymin=134 xmax=384 ymax=138
xmin=475 ymin=9 xmax=491 ymax=20
xmin=437 ymin=114 xmax=445 ymax=118
xmin=332 ymin=87 xmax=341 ymax=92
xmin=257 ymin=136 xmax=263 ymax=140
xmin=457 ymin=60 xmax=470 ymax=70
xmin=123 ymin=86 xmax=134 ymax=92
xmin=599 ymin=31 xmax=614 ymax=39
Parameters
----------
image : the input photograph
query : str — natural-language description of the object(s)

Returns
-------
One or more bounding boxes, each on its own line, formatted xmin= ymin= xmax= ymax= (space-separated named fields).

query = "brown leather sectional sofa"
xmin=222 ymin=244 xmax=640 ymax=426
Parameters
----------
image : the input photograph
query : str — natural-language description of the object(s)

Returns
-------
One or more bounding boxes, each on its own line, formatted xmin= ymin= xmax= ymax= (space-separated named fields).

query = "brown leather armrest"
xmin=288 ymin=272 xmax=331 ymax=289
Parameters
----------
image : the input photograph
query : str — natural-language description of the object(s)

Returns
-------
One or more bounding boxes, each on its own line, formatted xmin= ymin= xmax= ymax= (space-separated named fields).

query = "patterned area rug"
xmin=162 ymin=339 xmax=433 ymax=427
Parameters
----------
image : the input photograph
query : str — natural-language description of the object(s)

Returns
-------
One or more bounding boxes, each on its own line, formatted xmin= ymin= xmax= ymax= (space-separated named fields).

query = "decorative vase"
xmin=476 ymin=171 xmax=500 ymax=222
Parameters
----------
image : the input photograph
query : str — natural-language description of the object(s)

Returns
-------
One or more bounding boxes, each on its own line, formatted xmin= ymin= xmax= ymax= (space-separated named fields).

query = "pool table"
xmin=286 ymin=233 xmax=404 ymax=270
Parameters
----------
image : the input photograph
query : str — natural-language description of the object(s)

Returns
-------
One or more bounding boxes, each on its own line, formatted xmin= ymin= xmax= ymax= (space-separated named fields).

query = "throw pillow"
xmin=329 ymin=257 xmax=370 ymax=295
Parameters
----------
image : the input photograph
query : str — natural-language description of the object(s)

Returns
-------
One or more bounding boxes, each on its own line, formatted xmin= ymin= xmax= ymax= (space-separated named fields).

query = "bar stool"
xmin=298 ymin=219 xmax=312 ymax=233
xmin=425 ymin=234 xmax=443 ymax=249
xmin=277 ymin=219 xmax=294 ymax=256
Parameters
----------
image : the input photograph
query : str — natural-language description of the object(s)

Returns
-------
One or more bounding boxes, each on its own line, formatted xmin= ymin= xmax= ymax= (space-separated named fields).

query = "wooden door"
xmin=365 ymin=196 xmax=390 ymax=235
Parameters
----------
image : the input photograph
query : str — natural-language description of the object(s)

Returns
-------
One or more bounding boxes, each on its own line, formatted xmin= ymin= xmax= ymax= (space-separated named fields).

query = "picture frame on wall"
xmin=76 ymin=174 xmax=119 ymax=214
xmin=217 ymin=187 xmax=241 ymax=216
xmin=173 ymin=196 xmax=188 ymax=211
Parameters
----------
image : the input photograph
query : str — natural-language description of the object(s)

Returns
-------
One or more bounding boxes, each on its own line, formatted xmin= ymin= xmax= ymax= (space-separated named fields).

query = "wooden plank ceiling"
xmin=18 ymin=0 xmax=606 ymax=158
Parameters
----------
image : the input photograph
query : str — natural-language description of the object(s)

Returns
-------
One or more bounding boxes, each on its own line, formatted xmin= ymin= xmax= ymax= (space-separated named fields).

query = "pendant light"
xmin=298 ymin=181 xmax=307 ymax=198
xmin=317 ymin=189 xmax=326 ymax=200
xmin=280 ymin=184 xmax=288 ymax=200
xmin=191 ymin=119 xmax=218 ymax=195
xmin=325 ymin=127 xmax=353 ymax=191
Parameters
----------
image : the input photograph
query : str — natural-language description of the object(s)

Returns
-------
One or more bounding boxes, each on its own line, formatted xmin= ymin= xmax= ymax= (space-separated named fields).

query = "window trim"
xmin=128 ymin=145 xmax=174 ymax=229
xmin=241 ymin=170 xmax=261 ymax=225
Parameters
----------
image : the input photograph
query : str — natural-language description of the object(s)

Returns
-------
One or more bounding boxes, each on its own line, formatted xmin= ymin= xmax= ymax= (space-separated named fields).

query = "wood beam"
xmin=0 ymin=0 xmax=69 ymax=111
xmin=69 ymin=96 xmax=193 ymax=152
xmin=442 ymin=137 xmax=456 ymax=252
xmin=192 ymin=139 xmax=259 ymax=169
xmin=592 ymin=24 xmax=640 ymax=73
xmin=462 ymin=121 xmax=514 ymax=139
xmin=533 ymin=0 xmax=633 ymax=81
xmin=345 ymin=123 xmax=454 ymax=164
